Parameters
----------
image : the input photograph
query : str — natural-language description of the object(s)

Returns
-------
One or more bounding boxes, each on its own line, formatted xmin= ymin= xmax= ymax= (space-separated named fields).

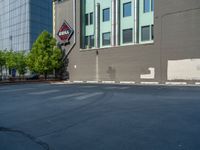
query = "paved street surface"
xmin=0 ymin=83 xmax=200 ymax=150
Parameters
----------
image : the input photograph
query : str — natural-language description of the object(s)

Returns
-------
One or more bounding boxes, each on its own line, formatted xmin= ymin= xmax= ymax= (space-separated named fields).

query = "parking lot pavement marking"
xmin=29 ymin=89 xmax=60 ymax=95
xmin=102 ymin=81 xmax=115 ymax=84
xmin=75 ymin=92 xmax=103 ymax=100
xmin=50 ymin=92 xmax=86 ymax=100
xmin=165 ymin=82 xmax=187 ymax=85
xmin=120 ymin=81 xmax=136 ymax=84
xmin=86 ymin=81 xmax=98 ymax=83
xmin=73 ymin=81 xmax=84 ymax=83
xmin=141 ymin=82 xmax=159 ymax=85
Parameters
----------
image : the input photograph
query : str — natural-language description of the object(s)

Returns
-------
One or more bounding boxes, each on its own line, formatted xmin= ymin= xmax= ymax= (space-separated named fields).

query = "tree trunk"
xmin=44 ymin=72 xmax=47 ymax=80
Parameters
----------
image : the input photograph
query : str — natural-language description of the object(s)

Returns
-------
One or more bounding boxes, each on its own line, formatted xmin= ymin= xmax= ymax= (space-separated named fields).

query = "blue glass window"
xmin=151 ymin=0 xmax=154 ymax=11
xmin=102 ymin=32 xmax=111 ymax=46
xmin=123 ymin=28 xmax=133 ymax=43
xmin=90 ymin=12 xmax=93 ymax=25
xmin=141 ymin=26 xmax=150 ymax=41
xmin=85 ymin=35 xmax=94 ymax=48
xmin=85 ymin=14 xmax=89 ymax=25
xmin=103 ymin=8 xmax=110 ymax=22
xmin=123 ymin=2 xmax=132 ymax=17
xmin=144 ymin=0 xmax=150 ymax=13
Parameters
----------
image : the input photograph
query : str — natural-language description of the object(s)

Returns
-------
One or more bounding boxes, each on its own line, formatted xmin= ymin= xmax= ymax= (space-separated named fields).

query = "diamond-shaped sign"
xmin=57 ymin=21 xmax=74 ymax=42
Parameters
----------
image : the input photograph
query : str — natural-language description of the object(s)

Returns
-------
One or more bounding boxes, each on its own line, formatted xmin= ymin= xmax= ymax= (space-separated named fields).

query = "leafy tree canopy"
xmin=16 ymin=51 xmax=27 ymax=76
xmin=0 ymin=50 xmax=6 ymax=67
xmin=27 ymin=31 xmax=62 ymax=78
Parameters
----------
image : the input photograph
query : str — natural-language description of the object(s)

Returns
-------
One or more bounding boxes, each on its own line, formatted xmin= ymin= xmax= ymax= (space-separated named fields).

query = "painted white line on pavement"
xmin=165 ymin=82 xmax=187 ymax=85
xmin=141 ymin=82 xmax=159 ymax=85
xmin=75 ymin=92 xmax=103 ymax=100
xmin=120 ymin=81 xmax=135 ymax=84
xmin=29 ymin=90 xmax=60 ymax=95
xmin=63 ymin=81 xmax=71 ymax=83
xmin=51 ymin=92 xmax=86 ymax=100
xmin=102 ymin=81 xmax=115 ymax=84
xmin=86 ymin=81 xmax=98 ymax=83
xmin=73 ymin=81 xmax=84 ymax=83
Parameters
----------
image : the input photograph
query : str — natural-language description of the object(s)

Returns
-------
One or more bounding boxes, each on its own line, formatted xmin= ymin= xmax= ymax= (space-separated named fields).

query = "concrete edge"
xmin=2 ymin=80 xmax=200 ymax=87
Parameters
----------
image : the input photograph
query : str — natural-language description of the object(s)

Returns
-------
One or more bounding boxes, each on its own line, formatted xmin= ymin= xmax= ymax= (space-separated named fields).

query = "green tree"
xmin=16 ymin=51 xmax=27 ymax=77
xmin=27 ymin=31 xmax=62 ymax=79
xmin=0 ymin=50 xmax=6 ymax=77
xmin=5 ymin=50 xmax=17 ymax=76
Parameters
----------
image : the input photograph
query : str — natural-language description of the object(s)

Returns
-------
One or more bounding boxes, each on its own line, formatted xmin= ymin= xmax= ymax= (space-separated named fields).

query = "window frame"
xmin=85 ymin=13 xmax=89 ymax=25
xmin=102 ymin=32 xmax=111 ymax=46
xmin=103 ymin=8 xmax=110 ymax=22
xmin=123 ymin=2 xmax=132 ymax=17
xmin=141 ymin=25 xmax=150 ymax=41
xmin=151 ymin=24 xmax=154 ymax=40
xmin=144 ymin=0 xmax=150 ymax=13
xmin=151 ymin=0 xmax=154 ymax=11
xmin=122 ymin=28 xmax=133 ymax=44
xmin=85 ymin=35 xmax=95 ymax=48
xmin=89 ymin=12 xmax=93 ymax=25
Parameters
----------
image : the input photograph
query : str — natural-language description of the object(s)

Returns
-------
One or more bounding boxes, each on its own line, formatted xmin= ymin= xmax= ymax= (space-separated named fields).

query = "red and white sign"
xmin=57 ymin=21 xmax=74 ymax=42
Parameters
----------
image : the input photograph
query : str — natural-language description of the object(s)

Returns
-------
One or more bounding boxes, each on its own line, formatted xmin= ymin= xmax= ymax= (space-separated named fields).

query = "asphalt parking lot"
xmin=0 ymin=83 xmax=200 ymax=150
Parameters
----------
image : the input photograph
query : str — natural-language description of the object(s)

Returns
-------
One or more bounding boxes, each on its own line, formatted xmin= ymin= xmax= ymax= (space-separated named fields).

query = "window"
xmin=85 ymin=14 xmax=89 ymax=25
xmin=123 ymin=28 xmax=133 ymax=43
xmin=144 ymin=0 xmax=150 ymax=13
xmin=90 ymin=12 xmax=93 ymax=25
xmin=103 ymin=8 xmax=110 ymax=22
xmin=90 ymin=35 xmax=94 ymax=47
xmin=102 ymin=32 xmax=111 ymax=46
xmin=151 ymin=0 xmax=154 ymax=11
xmin=141 ymin=26 xmax=150 ymax=41
xmin=85 ymin=12 xmax=93 ymax=25
xmin=123 ymin=2 xmax=132 ymax=17
xmin=85 ymin=35 xmax=94 ymax=48
xmin=151 ymin=25 xmax=154 ymax=40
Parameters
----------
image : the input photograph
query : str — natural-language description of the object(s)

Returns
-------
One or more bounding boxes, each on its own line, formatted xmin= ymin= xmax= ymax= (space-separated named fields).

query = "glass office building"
xmin=0 ymin=0 xmax=52 ymax=51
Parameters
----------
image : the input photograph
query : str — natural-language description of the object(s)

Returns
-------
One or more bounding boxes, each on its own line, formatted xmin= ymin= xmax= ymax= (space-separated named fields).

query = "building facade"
xmin=54 ymin=0 xmax=200 ymax=84
xmin=0 ymin=0 xmax=52 ymax=51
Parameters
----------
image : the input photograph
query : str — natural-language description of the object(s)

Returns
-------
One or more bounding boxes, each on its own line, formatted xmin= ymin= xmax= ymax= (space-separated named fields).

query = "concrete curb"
xmin=2 ymin=80 xmax=200 ymax=87
xmin=0 ymin=80 xmax=63 ymax=86
xmin=50 ymin=80 xmax=200 ymax=87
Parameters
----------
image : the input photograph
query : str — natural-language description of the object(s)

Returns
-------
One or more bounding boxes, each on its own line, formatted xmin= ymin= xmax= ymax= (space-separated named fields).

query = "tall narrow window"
xmin=141 ymin=26 xmax=150 ymax=41
xmin=85 ymin=35 xmax=95 ymax=48
xmin=123 ymin=2 xmax=132 ymax=17
xmin=90 ymin=35 xmax=94 ymax=47
xmin=123 ymin=28 xmax=133 ymax=43
xmin=103 ymin=8 xmax=110 ymax=22
xmin=144 ymin=0 xmax=150 ymax=13
xmin=90 ymin=12 xmax=93 ymax=25
xmin=151 ymin=0 xmax=154 ymax=11
xmin=102 ymin=32 xmax=111 ymax=46
xmin=85 ymin=14 xmax=89 ymax=25
xmin=151 ymin=25 xmax=154 ymax=40
xmin=85 ymin=36 xmax=89 ymax=48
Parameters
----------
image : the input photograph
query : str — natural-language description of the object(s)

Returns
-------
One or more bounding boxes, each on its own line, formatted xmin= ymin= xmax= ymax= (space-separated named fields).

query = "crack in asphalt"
xmin=0 ymin=127 xmax=50 ymax=150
